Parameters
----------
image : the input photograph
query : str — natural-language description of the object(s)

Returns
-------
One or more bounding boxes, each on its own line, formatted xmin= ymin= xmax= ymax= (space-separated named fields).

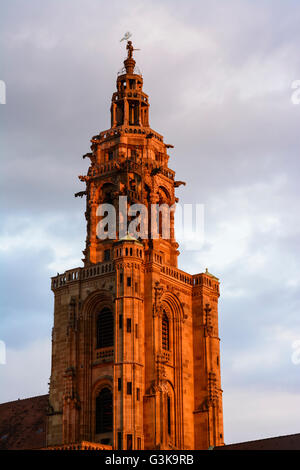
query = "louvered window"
xmin=162 ymin=313 xmax=169 ymax=351
xmin=97 ymin=308 xmax=114 ymax=348
xmin=96 ymin=388 xmax=113 ymax=434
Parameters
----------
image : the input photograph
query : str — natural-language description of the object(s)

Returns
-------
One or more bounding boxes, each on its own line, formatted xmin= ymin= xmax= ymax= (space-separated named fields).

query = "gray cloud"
xmin=1 ymin=0 xmax=300 ymax=445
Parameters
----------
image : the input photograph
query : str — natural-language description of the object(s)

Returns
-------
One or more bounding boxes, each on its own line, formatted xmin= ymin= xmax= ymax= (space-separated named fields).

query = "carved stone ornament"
xmin=153 ymin=281 xmax=164 ymax=317
xmin=204 ymin=303 xmax=213 ymax=336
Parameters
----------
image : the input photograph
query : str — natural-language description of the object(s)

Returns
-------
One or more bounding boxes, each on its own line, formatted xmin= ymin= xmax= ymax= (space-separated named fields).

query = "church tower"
xmin=46 ymin=41 xmax=224 ymax=450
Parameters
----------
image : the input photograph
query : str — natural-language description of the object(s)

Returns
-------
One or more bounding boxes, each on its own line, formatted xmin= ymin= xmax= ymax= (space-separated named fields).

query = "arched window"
xmin=96 ymin=388 xmax=113 ymax=434
xmin=162 ymin=312 xmax=169 ymax=351
xmin=97 ymin=308 xmax=114 ymax=349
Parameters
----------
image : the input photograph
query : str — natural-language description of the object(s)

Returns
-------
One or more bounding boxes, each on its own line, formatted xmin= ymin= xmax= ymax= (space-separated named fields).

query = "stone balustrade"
xmin=95 ymin=347 xmax=114 ymax=361
xmin=160 ymin=265 xmax=193 ymax=286
xmin=51 ymin=262 xmax=114 ymax=290
xmin=193 ymin=273 xmax=219 ymax=293
xmin=160 ymin=266 xmax=219 ymax=292
xmin=44 ymin=440 xmax=112 ymax=450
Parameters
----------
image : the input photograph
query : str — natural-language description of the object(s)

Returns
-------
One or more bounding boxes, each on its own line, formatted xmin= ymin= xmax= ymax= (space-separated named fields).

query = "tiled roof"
xmin=0 ymin=394 xmax=48 ymax=450
xmin=215 ymin=433 xmax=300 ymax=450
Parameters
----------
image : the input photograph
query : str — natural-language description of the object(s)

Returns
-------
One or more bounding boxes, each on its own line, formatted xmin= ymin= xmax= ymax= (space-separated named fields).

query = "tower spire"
xmin=110 ymin=40 xmax=147 ymax=128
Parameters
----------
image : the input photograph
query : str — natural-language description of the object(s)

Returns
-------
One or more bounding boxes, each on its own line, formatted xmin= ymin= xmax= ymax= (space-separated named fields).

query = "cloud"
xmin=1 ymin=0 xmax=300 ymax=444
xmin=0 ymin=337 xmax=51 ymax=403
xmin=0 ymin=213 xmax=85 ymax=349
xmin=223 ymin=387 xmax=300 ymax=444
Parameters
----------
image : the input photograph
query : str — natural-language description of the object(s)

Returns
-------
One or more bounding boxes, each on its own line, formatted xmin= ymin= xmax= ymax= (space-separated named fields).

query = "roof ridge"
xmin=0 ymin=394 xmax=49 ymax=406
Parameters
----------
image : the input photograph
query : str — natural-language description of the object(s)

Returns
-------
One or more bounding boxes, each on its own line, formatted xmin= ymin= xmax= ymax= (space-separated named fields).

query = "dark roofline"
xmin=215 ymin=432 xmax=300 ymax=450
xmin=0 ymin=394 xmax=49 ymax=407
xmin=0 ymin=394 xmax=49 ymax=450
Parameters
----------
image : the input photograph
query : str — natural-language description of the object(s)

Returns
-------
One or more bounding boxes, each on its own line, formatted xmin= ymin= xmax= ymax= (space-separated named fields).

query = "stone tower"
xmin=47 ymin=41 xmax=224 ymax=450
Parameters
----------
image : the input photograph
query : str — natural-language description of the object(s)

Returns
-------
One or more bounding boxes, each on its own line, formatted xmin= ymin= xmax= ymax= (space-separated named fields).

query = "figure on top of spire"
xmin=126 ymin=40 xmax=140 ymax=59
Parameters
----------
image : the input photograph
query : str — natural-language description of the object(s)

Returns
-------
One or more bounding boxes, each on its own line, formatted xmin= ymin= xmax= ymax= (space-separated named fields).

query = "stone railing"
xmin=193 ymin=273 xmax=219 ymax=293
xmin=160 ymin=265 xmax=193 ymax=286
xmin=43 ymin=441 xmax=112 ymax=450
xmin=88 ymin=159 xmax=174 ymax=182
xmin=51 ymin=262 xmax=114 ymax=290
xmin=93 ymin=126 xmax=163 ymax=143
xmin=160 ymin=266 xmax=219 ymax=292
xmin=160 ymin=167 xmax=175 ymax=180
xmin=95 ymin=347 xmax=114 ymax=362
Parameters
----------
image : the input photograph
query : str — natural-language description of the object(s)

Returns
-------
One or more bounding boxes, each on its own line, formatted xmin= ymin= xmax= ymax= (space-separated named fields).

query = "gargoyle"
xmin=174 ymin=180 xmax=186 ymax=187
xmin=74 ymin=191 xmax=87 ymax=198
xmin=78 ymin=175 xmax=89 ymax=182
xmin=89 ymin=153 xmax=97 ymax=164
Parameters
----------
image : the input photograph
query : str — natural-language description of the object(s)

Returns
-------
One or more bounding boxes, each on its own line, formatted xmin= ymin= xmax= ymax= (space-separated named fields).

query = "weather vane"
xmin=120 ymin=31 xmax=132 ymax=42
xmin=120 ymin=32 xmax=141 ymax=59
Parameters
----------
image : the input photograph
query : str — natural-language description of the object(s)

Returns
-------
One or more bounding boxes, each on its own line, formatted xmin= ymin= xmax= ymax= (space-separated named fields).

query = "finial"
xmin=123 ymin=39 xmax=140 ymax=74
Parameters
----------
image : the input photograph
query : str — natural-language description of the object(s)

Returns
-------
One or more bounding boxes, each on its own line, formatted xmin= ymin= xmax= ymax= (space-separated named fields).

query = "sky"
xmin=1 ymin=0 xmax=300 ymax=445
